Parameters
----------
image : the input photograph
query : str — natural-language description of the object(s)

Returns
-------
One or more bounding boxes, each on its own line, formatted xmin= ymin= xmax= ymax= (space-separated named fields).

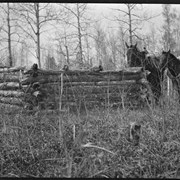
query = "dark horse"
xmin=160 ymin=50 xmax=180 ymax=100
xmin=126 ymin=42 xmax=148 ymax=67
xmin=125 ymin=42 xmax=165 ymax=104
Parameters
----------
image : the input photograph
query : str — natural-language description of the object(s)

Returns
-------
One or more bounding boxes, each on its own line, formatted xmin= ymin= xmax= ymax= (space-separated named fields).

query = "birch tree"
xmin=14 ymin=3 xmax=61 ymax=68
xmin=94 ymin=22 xmax=115 ymax=70
xmin=0 ymin=3 xmax=20 ymax=66
xmin=112 ymin=4 xmax=143 ymax=45
xmin=112 ymin=4 xmax=160 ymax=46
xmin=162 ymin=4 xmax=176 ymax=52
xmin=59 ymin=3 xmax=92 ymax=68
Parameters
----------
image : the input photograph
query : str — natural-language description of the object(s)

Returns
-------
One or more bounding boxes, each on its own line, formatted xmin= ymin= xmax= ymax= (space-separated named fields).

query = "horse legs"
xmin=147 ymin=73 xmax=161 ymax=105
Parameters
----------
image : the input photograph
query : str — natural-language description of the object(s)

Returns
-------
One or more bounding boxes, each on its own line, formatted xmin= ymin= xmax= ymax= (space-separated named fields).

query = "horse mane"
xmin=169 ymin=52 xmax=178 ymax=61
xmin=161 ymin=51 xmax=180 ymax=77
xmin=164 ymin=51 xmax=180 ymax=66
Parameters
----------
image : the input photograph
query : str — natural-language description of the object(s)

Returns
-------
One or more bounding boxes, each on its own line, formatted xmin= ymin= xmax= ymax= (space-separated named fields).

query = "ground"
xmin=0 ymin=100 xmax=180 ymax=178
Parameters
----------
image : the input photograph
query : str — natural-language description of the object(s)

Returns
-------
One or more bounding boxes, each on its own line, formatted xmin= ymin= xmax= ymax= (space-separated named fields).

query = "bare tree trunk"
xmin=7 ymin=3 xmax=12 ymax=67
xmin=64 ymin=34 xmax=70 ymax=65
xmin=76 ymin=3 xmax=83 ymax=67
xmin=127 ymin=4 xmax=133 ymax=45
xmin=65 ymin=45 xmax=70 ymax=65
xmin=35 ymin=3 xmax=41 ymax=68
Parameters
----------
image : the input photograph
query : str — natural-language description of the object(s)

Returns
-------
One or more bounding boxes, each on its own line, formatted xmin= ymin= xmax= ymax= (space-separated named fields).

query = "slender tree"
xmin=111 ymin=4 xmax=160 ymax=46
xmin=14 ymin=3 xmax=61 ymax=68
xmin=162 ymin=4 xmax=176 ymax=52
xmin=112 ymin=4 xmax=144 ymax=45
xmin=7 ymin=3 xmax=12 ymax=66
xmin=59 ymin=3 xmax=92 ymax=68
xmin=0 ymin=3 xmax=20 ymax=66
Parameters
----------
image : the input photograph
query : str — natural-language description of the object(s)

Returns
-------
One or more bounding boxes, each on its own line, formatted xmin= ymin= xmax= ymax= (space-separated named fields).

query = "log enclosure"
xmin=0 ymin=65 xmax=152 ymax=111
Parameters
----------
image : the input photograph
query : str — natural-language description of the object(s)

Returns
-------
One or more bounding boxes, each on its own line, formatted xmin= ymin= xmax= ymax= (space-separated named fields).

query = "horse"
xmin=125 ymin=42 xmax=165 ymax=104
xmin=125 ymin=42 xmax=148 ymax=67
xmin=160 ymin=50 xmax=180 ymax=101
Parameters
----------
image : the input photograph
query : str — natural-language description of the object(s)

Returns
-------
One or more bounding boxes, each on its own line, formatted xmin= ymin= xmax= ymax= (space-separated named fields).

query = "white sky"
xmin=88 ymin=4 xmax=180 ymax=33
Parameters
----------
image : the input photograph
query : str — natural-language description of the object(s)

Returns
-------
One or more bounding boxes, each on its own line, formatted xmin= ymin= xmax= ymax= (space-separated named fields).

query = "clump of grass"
xmin=0 ymin=99 xmax=180 ymax=178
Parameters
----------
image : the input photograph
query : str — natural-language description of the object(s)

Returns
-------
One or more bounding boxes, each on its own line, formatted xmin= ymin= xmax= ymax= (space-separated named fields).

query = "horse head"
xmin=126 ymin=42 xmax=146 ymax=67
xmin=126 ymin=42 xmax=142 ymax=67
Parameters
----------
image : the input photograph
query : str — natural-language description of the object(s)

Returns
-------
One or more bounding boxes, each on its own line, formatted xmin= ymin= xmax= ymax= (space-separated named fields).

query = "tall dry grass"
xmin=0 ymin=94 xmax=180 ymax=178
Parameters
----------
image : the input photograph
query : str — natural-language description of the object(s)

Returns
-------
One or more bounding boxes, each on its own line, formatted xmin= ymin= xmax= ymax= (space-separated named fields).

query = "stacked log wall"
xmin=0 ymin=65 xmax=150 ymax=111
xmin=0 ymin=66 xmax=25 ymax=107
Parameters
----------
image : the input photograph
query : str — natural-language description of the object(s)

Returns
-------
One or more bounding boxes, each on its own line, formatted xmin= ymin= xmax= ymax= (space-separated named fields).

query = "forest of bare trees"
xmin=0 ymin=3 xmax=180 ymax=70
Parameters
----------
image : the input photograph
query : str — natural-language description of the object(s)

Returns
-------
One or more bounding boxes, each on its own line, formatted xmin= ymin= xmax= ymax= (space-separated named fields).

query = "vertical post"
xmin=167 ymin=75 xmax=170 ymax=97
xmin=19 ymin=69 xmax=22 ymax=81
xmin=7 ymin=3 xmax=12 ymax=67
xmin=35 ymin=3 xmax=41 ymax=68
xmin=58 ymin=72 xmax=64 ymax=147
xmin=59 ymin=72 xmax=63 ymax=111
xmin=18 ymin=69 xmax=23 ymax=89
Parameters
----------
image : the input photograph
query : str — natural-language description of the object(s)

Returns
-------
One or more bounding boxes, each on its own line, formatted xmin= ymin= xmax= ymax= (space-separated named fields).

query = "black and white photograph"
xmin=0 ymin=2 xmax=180 ymax=178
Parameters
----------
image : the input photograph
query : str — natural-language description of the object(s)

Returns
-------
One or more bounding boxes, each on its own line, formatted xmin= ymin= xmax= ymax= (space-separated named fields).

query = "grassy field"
xmin=0 ymin=99 xmax=180 ymax=178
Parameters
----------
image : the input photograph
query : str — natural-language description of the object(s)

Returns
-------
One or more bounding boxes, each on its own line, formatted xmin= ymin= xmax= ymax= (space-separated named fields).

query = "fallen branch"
xmin=81 ymin=142 xmax=116 ymax=155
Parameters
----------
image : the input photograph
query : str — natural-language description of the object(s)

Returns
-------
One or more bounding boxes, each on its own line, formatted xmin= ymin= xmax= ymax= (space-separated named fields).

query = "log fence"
xmin=0 ymin=65 xmax=151 ymax=112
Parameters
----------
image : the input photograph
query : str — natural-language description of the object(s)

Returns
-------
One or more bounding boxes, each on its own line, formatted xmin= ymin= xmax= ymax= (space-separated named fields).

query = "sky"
xmin=88 ymin=4 xmax=180 ymax=33
xmin=89 ymin=4 xmax=163 ymax=31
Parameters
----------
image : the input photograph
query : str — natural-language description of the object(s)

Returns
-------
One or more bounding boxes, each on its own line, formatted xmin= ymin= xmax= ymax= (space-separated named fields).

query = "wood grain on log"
xmin=23 ymin=67 xmax=144 ymax=75
xmin=0 ymin=73 xmax=20 ymax=82
xmin=0 ymin=97 xmax=23 ymax=106
xmin=63 ymin=80 xmax=146 ymax=87
xmin=0 ymin=82 xmax=20 ymax=90
xmin=21 ymin=71 xmax=145 ymax=85
xmin=0 ymin=103 xmax=23 ymax=110
xmin=0 ymin=90 xmax=24 ymax=97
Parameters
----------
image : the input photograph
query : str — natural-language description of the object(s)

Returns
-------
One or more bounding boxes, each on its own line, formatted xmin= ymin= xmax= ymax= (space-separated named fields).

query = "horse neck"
xmin=160 ymin=54 xmax=169 ymax=72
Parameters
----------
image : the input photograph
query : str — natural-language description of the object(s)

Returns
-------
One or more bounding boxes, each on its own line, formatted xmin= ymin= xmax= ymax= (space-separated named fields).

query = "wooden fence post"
xmin=59 ymin=72 xmax=63 ymax=111
xmin=167 ymin=75 xmax=170 ymax=97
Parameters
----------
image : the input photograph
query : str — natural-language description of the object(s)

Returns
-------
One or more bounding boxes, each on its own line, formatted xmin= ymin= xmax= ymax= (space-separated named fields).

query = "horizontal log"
xmin=21 ymin=72 xmax=145 ymax=85
xmin=0 ymin=90 xmax=24 ymax=97
xmin=63 ymin=80 xmax=148 ymax=87
xmin=23 ymin=66 xmax=144 ymax=75
xmin=24 ymin=68 xmax=64 ymax=75
xmin=0 ymin=73 xmax=20 ymax=82
xmin=0 ymin=82 xmax=21 ymax=90
xmin=60 ymin=94 xmax=142 ymax=103
xmin=0 ymin=66 xmax=10 ymax=68
xmin=31 ymin=80 xmax=146 ymax=88
xmin=0 ymin=97 xmax=24 ymax=106
xmin=62 ymin=84 xmax=141 ymax=95
xmin=62 ymin=91 xmax=133 ymax=98
xmin=62 ymin=69 xmax=145 ymax=77
xmin=61 ymin=101 xmax=130 ymax=107
xmin=0 ymin=103 xmax=23 ymax=110
xmin=0 ymin=66 xmax=25 ymax=73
